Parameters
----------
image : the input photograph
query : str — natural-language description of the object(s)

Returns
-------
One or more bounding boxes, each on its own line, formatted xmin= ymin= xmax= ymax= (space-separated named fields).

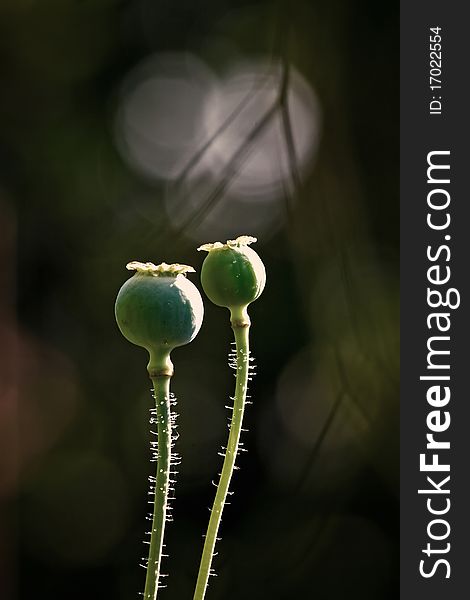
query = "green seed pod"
xmin=115 ymin=260 xmax=204 ymax=598
xmin=198 ymin=236 xmax=266 ymax=326
xmin=115 ymin=261 xmax=204 ymax=377
xmin=193 ymin=236 xmax=266 ymax=600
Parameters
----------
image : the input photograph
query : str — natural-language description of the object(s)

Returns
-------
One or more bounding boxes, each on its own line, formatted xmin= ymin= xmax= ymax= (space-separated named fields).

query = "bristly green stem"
xmin=144 ymin=374 xmax=172 ymax=600
xmin=193 ymin=321 xmax=250 ymax=600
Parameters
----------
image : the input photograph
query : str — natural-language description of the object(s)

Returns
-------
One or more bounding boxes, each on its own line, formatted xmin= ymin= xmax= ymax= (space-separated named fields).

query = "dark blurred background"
xmin=0 ymin=0 xmax=399 ymax=598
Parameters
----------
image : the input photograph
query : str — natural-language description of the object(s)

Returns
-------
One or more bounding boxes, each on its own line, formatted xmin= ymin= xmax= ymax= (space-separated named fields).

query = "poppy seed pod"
xmin=198 ymin=236 xmax=266 ymax=326
xmin=115 ymin=261 xmax=204 ymax=377
xmin=193 ymin=236 xmax=265 ymax=600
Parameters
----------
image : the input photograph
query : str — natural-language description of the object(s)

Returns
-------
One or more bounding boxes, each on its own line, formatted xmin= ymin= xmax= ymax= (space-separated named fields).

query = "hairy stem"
xmin=144 ymin=374 xmax=172 ymax=600
xmin=193 ymin=323 xmax=250 ymax=600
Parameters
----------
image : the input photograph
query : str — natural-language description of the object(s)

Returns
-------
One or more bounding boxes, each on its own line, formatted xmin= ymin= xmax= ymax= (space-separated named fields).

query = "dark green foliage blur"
xmin=0 ymin=1 xmax=398 ymax=599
